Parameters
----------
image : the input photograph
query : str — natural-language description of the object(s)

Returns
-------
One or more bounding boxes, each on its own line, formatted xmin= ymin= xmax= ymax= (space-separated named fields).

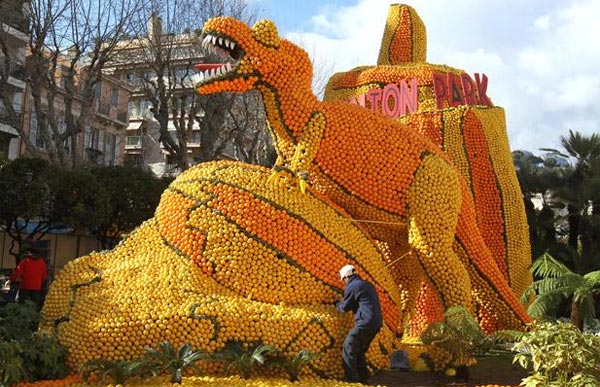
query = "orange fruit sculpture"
xmin=40 ymin=5 xmax=532 ymax=380
xmin=41 ymin=162 xmax=400 ymax=377
xmin=323 ymin=4 xmax=531 ymax=334
xmin=195 ymin=13 xmax=529 ymax=334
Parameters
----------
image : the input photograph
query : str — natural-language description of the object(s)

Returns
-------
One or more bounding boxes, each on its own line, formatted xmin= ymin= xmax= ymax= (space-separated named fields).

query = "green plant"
xmin=143 ymin=342 xmax=208 ymax=383
xmin=0 ymin=302 xmax=68 ymax=384
xmin=420 ymin=306 xmax=492 ymax=378
xmin=0 ymin=339 xmax=24 ymax=387
xmin=521 ymin=252 xmax=600 ymax=330
xmin=80 ymin=359 xmax=155 ymax=385
xmin=513 ymin=321 xmax=600 ymax=387
xmin=0 ymin=301 xmax=40 ymax=340
xmin=20 ymin=331 xmax=68 ymax=380
xmin=216 ymin=341 xmax=277 ymax=379
xmin=270 ymin=349 xmax=320 ymax=382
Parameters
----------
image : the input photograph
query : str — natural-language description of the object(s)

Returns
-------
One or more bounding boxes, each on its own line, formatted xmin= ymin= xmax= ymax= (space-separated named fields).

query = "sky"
xmin=249 ymin=0 xmax=600 ymax=153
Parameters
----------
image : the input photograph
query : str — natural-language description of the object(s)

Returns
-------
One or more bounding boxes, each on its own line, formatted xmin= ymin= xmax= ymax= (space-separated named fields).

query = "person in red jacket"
xmin=9 ymin=247 xmax=47 ymax=310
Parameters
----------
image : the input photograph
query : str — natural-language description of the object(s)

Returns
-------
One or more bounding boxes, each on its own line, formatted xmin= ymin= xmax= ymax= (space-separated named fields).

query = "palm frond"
xmin=531 ymin=253 xmax=572 ymax=278
xmin=583 ymin=270 xmax=600 ymax=284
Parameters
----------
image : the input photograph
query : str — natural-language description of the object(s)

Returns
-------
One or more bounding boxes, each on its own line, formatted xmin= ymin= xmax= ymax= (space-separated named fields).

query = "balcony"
xmin=95 ymin=101 xmax=129 ymax=126
xmin=0 ymin=11 xmax=29 ymax=36
xmin=125 ymin=135 xmax=142 ymax=149
xmin=0 ymin=105 xmax=21 ymax=129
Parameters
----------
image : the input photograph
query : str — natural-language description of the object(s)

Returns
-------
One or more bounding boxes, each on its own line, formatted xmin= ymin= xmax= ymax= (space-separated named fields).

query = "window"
xmin=57 ymin=117 xmax=71 ymax=155
xmin=94 ymin=82 xmax=103 ymax=99
xmin=128 ymin=100 xmax=138 ymax=118
xmin=106 ymin=133 xmax=117 ymax=166
xmin=83 ymin=126 xmax=91 ymax=159
xmin=110 ymin=87 xmax=119 ymax=106
xmin=29 ymin=109 xmax=45 ymax=149
xmin=126 ymin=72 xmax=136 ymax=86
xmin=139 ymin=99 xmax=153 ymax=118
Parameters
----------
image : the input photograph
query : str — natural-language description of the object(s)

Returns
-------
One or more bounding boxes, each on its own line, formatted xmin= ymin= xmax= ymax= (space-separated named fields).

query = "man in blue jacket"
xmin=334 ymin=264 xmax=383 ymax=383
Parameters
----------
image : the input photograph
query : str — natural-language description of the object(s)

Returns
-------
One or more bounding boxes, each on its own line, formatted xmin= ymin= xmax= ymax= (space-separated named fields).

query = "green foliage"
xmin=0 ymin=301 xmax=40 ymax=340
xmin=270 ymin=349 xmax=320 ymax=382
xmin=80 ymin=359 xmax=155 ymax=385
xmin=513 ymin=321 xmax=600 ymax=387
xmin=20 ymin=332 xmax=68 ymax=380
xmin=0 ymin=339 xmax=24 ymax=387
xmin=143 ymin=342 xmax=208 ymax=383
xmin=521 ymin=252 xmax=600 ymax=329
xmin=420 ymin=306 xmax=491 ymax=368
xmin=0 ymin=302 xmax=67 ymax=384
xmin=89 ymin=165 xmax=170 ymax=249
xmin=216 ymin=341 xmax=277 ymax=379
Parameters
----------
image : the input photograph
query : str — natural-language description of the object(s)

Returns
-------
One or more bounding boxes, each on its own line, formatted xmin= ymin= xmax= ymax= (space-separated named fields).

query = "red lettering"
xmin=448 ymin=73 xmax=465 ymax=107
xmin=366 ymin=88 xmax=382 ymax=112
xmin=400 ymin=78 xmax=418 ymax=115
xmin=474 ymin=73 xmax=493 ymax=106
xmin=382 ymin=84 xmax=400 ymax=118
xmin=460 ymin=74 xmax=478 ymax=105
xmin=433 ymin=72 xmax=448 ymax=109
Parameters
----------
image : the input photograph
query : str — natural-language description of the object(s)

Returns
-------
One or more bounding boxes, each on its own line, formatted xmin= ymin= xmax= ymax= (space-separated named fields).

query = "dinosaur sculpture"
xmin=195 ymin=17 xmax=530 ymax=331
xmin=323 ymin=4 xmax=531 ymax=334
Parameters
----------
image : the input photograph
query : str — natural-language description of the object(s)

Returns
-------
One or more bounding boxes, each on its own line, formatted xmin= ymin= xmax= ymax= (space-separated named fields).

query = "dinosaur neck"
xmin=257 ymin=82 xmax=319 ymax=144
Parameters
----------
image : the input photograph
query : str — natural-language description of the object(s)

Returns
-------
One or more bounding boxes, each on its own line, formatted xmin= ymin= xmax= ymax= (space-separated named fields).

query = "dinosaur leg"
xmin=406 ymin=154 xmax=473 ymax=310
xmin=453 ymin=181 xmax=530 ymax=330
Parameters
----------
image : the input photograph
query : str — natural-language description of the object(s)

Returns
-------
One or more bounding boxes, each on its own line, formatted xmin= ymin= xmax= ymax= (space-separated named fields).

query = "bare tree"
xmin=2 ymin=0 xmax=148 ymax=167
xmin=108 ymin=0 xmax=273 ymax=173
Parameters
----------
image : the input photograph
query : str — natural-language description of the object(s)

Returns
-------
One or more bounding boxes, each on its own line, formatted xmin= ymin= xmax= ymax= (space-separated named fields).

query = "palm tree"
xmin=521 ymin=253 xmax=600 ymax=330
xmin=541 ymin=130 xmax=600 ymax=272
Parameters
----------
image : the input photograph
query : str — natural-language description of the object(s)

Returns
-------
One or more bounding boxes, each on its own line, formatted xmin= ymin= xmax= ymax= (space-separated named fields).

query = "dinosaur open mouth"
xmin=195 ymin=32 xmax=244 ymax=83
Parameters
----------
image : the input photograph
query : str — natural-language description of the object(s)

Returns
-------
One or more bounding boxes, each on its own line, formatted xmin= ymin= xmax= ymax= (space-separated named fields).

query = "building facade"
xmin=19 ymin=54 xmax=132 ymax=166
xmin=0 ymin=0 xmax=28 ymax=160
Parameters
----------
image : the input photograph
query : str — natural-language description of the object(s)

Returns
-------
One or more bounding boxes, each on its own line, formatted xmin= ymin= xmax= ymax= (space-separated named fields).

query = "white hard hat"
xmin=339 ymin=264 xmax=355 ymax=280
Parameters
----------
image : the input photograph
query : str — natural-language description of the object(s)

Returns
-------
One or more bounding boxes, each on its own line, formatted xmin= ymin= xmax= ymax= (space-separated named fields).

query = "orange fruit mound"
xmin=40 ymin=161 xmax=401 ymax=378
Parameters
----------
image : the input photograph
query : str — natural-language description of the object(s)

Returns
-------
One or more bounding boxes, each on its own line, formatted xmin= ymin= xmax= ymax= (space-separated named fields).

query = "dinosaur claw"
xmin=299 ymin=179 xmax=307 ymax=194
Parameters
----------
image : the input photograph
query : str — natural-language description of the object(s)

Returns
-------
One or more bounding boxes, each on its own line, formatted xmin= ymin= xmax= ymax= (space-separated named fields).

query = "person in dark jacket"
xmin=334 ymin=264 xmax=383 ymax=383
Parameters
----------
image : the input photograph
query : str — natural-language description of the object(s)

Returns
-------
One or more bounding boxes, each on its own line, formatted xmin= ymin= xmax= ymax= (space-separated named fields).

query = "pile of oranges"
xmin=41 ymin=162 xmax=401 ymax=378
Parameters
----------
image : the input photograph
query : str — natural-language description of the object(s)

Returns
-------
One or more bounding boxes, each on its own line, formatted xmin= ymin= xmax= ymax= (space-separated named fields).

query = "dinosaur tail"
xmin=454 ymin=180 xmax=531 ymax=331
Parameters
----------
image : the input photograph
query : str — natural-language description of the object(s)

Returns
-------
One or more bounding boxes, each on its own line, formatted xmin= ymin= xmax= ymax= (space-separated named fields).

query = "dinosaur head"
xmin=195 ymin=17 xmax=313 ymax=95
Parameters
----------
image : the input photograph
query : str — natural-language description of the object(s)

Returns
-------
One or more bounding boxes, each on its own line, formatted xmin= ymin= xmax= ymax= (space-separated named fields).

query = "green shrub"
xmin=270 ymin=349 xmax=320 ymax=382
xmin=216 ymin=341 xmax=277 ymax=379
xmin=80 ymin=359 xmax=155 ymax=385
xmin=0 ymin=303 xmax=68 ymax=384
xmin=143 ymin=342 xmax=209 ymax=383
xmin=0 ymin=339 xmax=24 ymax=387
xmin=513 ymin=321 xmax=600 ymax=387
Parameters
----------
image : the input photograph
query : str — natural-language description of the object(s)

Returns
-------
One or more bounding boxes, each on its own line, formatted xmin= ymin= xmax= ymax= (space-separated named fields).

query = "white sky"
xmin=256 ymin=0 xmax=600 ymax=152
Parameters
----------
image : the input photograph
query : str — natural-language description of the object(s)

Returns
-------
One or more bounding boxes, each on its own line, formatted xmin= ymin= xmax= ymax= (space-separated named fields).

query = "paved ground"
xmin=367 ymin=356 xmax=527 ymax=386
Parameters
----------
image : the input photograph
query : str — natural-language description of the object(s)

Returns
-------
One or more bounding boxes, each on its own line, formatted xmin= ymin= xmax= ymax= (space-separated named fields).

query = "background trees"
xmin=107 ymin=0 xmax=274 ymax=173
xmin=514 ymin=130 xmax=600 ymax=326
xmin=10 ymin=0 xmax=147 ymax=167
xmin=0 ymin=158 xmax=167 ymax=260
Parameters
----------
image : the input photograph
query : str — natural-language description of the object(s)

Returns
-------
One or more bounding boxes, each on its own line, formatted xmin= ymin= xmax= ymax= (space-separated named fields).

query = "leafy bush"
xmin=0 ymin=339 xmax=24 ymax=387
xmin=513 ymin=321 xmax=600 ymax=387
xmin=80 ymin=359 xmax=155 ymax=385
xmin=270 ymin=349 xmax=320 ymax=382
xmin=216 ymin=341 xmax=277 ymax=379
xmin=0 ymin=302 xmax=67 ymax=384
xmin=420 ymin=306 xmax=490 ymax=371
xmin=143 ymin=342 xmax=209 ymax=383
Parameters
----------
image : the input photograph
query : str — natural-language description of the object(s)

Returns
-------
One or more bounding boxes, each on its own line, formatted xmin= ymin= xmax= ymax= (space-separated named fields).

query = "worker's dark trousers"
xmin=342 ymin=326 xmax=379 ymax=382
